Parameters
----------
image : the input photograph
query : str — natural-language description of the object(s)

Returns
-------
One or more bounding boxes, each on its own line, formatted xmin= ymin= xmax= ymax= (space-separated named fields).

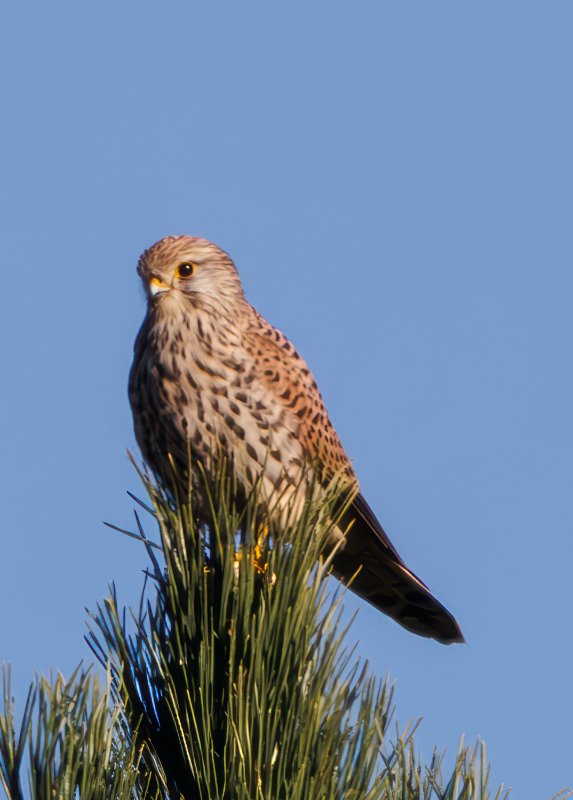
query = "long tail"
xmin=332 ymin=493 xmax=464 ymax=644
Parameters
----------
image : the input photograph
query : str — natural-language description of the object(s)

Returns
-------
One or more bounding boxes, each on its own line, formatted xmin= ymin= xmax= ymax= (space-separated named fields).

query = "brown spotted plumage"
xmin=129 ymin=235 xmax=464 ymax=644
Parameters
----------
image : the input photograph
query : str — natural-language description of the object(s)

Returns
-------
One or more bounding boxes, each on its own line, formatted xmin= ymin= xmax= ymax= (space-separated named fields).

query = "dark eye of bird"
xmin=177 ymin=262 xmax=194 ymax=278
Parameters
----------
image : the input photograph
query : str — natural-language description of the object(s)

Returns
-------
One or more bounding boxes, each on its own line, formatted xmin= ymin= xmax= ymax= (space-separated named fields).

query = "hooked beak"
xmin=149 ymin=276 xmax=171 ymax=296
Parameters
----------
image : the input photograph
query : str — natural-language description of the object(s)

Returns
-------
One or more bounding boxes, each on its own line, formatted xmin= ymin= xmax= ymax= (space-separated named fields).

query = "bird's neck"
xmin=147 ymin=293 xmax=246 ymax=362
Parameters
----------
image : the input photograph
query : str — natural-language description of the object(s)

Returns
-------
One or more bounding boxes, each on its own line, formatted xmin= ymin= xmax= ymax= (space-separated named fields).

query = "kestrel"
xmin=129 ymin=236 xmax=464 ymax=644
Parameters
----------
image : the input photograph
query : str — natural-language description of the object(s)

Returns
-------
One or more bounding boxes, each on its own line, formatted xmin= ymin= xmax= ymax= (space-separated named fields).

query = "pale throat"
xmin=150 ymin=290 xmax=245 ymax=364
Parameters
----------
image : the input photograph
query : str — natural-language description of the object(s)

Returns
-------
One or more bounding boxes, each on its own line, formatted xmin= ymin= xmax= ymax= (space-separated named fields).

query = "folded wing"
xmin=333 ymin=493 xmax=465 ymax=645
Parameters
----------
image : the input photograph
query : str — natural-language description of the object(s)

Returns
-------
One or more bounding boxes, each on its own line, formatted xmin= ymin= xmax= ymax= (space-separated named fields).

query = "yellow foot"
xmin=233 ymin=546 xmax=267 ymax=575
xmin=233 ymin=543 xmax=276 ymax=584
xmin=253 ymin=542 xmax=268 ymax=575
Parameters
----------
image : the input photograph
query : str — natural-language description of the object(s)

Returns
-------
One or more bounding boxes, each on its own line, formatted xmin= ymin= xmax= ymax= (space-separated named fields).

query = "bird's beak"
xmin=149 ymin=276 xmax=171 ymax=296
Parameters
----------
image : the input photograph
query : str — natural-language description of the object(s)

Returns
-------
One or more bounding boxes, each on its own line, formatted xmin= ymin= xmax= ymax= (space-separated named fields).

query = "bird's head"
xmin=137 ymin=235 xmax=245 ymax=311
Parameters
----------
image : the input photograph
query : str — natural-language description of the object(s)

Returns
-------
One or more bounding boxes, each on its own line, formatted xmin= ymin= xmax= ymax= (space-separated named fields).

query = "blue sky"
xmin=1 ymin=2 xmax=571 ymax=797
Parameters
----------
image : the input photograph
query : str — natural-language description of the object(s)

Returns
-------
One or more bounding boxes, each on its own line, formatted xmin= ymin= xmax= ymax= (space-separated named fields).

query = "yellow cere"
xmin=149 ymin=276 xmax=171 ymax=295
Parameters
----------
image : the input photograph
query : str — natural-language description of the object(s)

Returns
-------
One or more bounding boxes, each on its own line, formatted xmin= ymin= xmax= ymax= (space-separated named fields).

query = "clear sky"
xmin=1 ymin=2 xmax=571 ymax=797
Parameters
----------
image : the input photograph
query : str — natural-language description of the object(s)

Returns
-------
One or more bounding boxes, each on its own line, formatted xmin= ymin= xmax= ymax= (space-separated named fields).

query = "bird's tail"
xmin=332 ymin=494 xmax=464 ymax=645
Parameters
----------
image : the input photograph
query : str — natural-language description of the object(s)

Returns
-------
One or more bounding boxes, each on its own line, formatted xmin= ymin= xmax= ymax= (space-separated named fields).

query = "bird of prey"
xmin=129 ymin=235 xmax=464 ymax=644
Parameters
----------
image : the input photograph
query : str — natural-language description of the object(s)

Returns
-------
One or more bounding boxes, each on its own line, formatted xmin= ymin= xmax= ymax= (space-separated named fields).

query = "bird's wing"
xmin=349 ymin=492 xmax=409 ymax=566
xmin=244 ymin=310 xmax=356 ymax=483
xmin=336 ymin=492 xmax=464 ymax=644
xmin=244 ymin=311 xmax=464 ymax=645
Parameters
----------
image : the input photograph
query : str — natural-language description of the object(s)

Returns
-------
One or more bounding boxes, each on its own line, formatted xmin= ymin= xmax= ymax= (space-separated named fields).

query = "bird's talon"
xmin=253 ymin=543 xmax=268 ymax=574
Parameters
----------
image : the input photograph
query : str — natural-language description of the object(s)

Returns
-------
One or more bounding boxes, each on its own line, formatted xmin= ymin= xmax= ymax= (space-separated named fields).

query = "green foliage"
xmin=0 ymin=666 xmax=155 ymax=800
xmin=89 ymin=470 xmax=392 ymax=799
xmin=1 ymin=465 xmax=568 ymax=799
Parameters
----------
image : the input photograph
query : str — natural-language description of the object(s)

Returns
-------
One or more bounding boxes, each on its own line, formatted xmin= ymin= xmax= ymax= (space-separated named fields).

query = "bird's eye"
xmin=176 ymin=262 xmax=195 ymax=278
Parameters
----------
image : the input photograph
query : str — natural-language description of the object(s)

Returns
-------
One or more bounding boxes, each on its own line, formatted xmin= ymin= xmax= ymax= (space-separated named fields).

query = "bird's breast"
xmin=133 ymin=307 xmax=307 ymax=503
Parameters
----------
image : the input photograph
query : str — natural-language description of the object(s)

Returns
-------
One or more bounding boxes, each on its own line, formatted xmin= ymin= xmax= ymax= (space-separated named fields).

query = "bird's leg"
xmin=233 ymin=523 xmax=274 ymax=580
xmin=253 ymin=524 xmax=269 ymax=574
